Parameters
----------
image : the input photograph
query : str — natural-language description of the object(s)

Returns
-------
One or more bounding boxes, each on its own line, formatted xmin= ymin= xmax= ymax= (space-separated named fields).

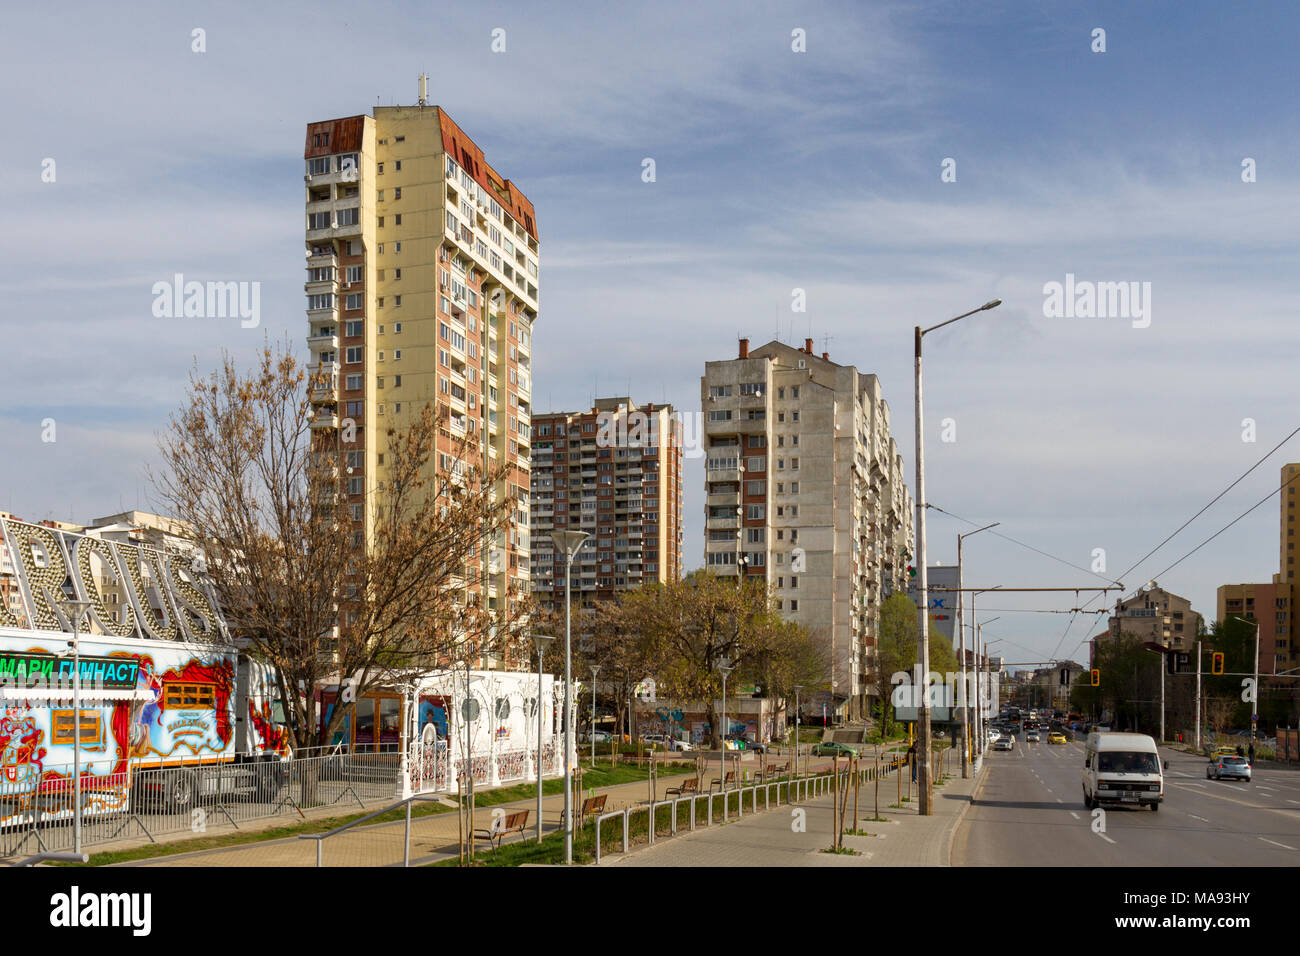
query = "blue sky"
xmin=3 ymin=0 xmax=1298 ymax=669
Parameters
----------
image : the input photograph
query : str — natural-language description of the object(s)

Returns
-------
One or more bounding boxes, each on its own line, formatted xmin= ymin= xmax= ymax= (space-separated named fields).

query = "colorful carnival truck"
xmin=0 ymin=515 xmax=288 ymax=826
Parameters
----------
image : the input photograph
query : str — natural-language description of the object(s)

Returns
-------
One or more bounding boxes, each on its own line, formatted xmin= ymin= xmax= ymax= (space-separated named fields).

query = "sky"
xmin=3 ymin=0 xmax=1298 ymax=670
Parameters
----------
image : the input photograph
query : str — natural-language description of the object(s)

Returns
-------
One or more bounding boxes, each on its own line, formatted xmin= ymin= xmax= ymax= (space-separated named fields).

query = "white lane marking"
xmin=1257 ymin=786 xmax=1276 ymax=792
xmin=1188 ymin=813 xmax=1210 ymax=822
xmin=1097 ymin=833 xmax=1117 ymax=845
xmin=1287 ymin=799 xmax=1300 ymax=806
xmin=1069 ymin=811 xmax=1080 ymax=819
xmin=1179 ymin=781 xmax=1207 ymax=788
xmin=1259 ymin=837 xmax=1296 ymax=850
xmin=1056 ymin=798 xmax=1063 ymax=803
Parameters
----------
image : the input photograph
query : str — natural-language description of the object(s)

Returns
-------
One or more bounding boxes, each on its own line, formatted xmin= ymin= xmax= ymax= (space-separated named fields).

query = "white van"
xmin=1082 ymin=732 xmax=1165 ymax=811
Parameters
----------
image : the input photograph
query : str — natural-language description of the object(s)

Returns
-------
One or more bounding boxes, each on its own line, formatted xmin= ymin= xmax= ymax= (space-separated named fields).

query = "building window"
xmin=52 ymin=710 xmax=102 ymax=746
xmin=164 ymin=683 xmax=217 ymax=709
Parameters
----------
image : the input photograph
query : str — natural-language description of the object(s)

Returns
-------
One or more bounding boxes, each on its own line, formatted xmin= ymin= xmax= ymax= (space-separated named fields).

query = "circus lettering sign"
xmin=0 ymin=516 xmax=226 ymax=643
xmin=0 ymin=652 xmax=139 ymax=691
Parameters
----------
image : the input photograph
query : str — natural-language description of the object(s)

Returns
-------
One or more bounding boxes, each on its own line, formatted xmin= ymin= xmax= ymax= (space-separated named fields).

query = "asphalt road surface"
xmin=952 ymin=739 xmax=1300 ymax=865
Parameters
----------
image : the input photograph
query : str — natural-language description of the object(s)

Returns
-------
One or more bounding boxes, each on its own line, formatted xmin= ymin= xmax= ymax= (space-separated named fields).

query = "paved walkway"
xmin=605 ymin=759 xmax=983 ymax=867
xmin=126 ymin=768 xmax=698 ymax=867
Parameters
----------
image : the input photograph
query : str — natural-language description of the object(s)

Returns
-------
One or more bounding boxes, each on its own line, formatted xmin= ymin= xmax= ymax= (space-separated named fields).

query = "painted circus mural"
xmin=0 ymin=516 xmax=283 ymax=824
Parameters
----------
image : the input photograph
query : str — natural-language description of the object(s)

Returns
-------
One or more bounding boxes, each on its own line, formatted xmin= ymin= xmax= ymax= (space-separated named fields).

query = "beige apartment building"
xmin=303 ymin=85 xmax=539 ymax=663
xmin=1107 ymin=583 xmax=1203 ymax=649
xmin=701 ymin=338 xmax=915 ymax=721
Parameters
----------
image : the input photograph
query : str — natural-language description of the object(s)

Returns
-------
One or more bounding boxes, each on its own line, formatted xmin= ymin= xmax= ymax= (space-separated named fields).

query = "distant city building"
xmin=529 ymin=398 xmax=684 ymax=611
xmin=1211 ymin=463 xmax=1300 ymax=673
xmin=1106 ymin=582 xmax=1203 ymax=650
xmin=700 ymin=337 xmax=915 ymax=721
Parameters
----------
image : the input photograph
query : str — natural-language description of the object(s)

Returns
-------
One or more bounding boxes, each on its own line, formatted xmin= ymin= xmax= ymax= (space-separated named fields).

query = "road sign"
xmin=461 ymin=699 xmax=480 ymax=721
xmin=1252 ymin=714 xmax=1259 ymax=722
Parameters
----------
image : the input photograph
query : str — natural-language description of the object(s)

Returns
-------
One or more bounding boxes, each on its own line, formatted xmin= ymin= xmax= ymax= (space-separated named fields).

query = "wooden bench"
xmin=473 ymin=809 xmax=530 ymax=850
xmin=579 ymin=793 xmax=608 ymax=825
xmin=709 ymin=770 xmax=736 ymax=792
xmin=764 ymin=762 xmax=789 ymax=779
xmin=665 ymin=777 xmax=699 ymax=798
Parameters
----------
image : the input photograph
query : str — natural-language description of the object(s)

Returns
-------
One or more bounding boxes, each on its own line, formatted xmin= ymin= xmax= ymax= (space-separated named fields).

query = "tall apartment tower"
xmin=701 ymin=339 xmax=915 ymax=721
xmin=529 ymin=398 xmax=684 ymax=612
xmin=303 ymin=92 xmax=539 ymax=655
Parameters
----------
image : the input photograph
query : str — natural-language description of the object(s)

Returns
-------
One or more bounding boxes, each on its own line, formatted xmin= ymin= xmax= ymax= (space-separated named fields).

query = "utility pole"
xmin=956 ymin=523 xmax=998 ymax=778
xmin=1195 ymin=639 xmax=1202 ymax=753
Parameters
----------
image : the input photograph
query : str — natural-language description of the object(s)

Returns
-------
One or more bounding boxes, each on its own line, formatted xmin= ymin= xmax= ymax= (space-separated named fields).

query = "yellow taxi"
xmin=1210 ymin=746 xmax=1239 ymax=761
xmin=1047 ymin=731 xmax=1067 ymax=745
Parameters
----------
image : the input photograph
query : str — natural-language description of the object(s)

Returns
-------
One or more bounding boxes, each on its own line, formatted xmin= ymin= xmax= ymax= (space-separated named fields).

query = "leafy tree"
xmin=620 ymin=572 xmax=805 ymax=748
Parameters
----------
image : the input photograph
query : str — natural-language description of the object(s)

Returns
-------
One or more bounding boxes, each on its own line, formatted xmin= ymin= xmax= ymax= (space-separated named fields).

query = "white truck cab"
xmin=1082 ymin=732 xmax=1165 ymax=811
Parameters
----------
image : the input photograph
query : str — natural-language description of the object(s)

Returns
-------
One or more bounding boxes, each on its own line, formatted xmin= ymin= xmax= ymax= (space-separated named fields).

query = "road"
xmin=952 ymin=738 xmax=1300 ymax=865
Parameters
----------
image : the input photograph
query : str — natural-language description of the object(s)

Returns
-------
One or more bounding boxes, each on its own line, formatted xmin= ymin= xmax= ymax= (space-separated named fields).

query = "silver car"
xmin=1207 ymin=755 xmax=1251 ymax=781
xmin=994 ymin=736 xmax=1014 ymax=752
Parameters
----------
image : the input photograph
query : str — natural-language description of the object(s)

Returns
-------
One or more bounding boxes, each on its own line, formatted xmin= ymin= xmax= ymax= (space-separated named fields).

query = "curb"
xmin=944 ymin=761 xmax=988 ymax=866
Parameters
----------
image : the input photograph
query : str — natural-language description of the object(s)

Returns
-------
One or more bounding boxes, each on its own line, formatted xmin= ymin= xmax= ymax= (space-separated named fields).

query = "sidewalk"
xmin=603 ymin=760 xmax=984 ymax=867
xmin=124 ymin=768 xmax=697 ymax=867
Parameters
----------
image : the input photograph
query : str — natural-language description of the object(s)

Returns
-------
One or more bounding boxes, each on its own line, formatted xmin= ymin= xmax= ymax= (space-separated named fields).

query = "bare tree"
xmin=153 ymin=342 xmax=520 ymax=753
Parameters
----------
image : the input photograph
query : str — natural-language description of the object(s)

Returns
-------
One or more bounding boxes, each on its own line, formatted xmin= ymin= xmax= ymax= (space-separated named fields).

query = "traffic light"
xmin=907 ymin=565 xmax=917 ymax=580
xmin=1090 ymin=668 xmax=1100 ymax=687
xmin=1212 ymin=652 xmax=1224 ymax=675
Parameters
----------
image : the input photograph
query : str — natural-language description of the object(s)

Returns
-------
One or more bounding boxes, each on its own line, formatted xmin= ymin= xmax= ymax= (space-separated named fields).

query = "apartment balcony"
xmin=706 ymin=516 xmax=739 ymax=530
xmin=706 ymin=492 xmax=739 ymax=507
xmin=306 ymin=332 xmax=338 ymax=351
xmin=304 ymin=273 xmax=340 ymax=296
xmin=309 ymin=369 xmax=338 ymax=405
xmin=706 ymin=468 xmax=742 ymax=484
xmin=311 ymin=410 xmax=339 ymax=430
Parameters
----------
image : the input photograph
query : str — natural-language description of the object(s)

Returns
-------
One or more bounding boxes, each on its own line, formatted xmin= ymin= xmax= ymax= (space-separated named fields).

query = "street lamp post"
xmin=590 ymin=665 xmax=601 ymax=765
xmin=58 ymin=599 xmax=93 ymax=857
xmin=547 ymin=530 xmax=590 ymax=865
xmin=1229 ymin=615 xmax=1262 ymax=753
xmin=956 ymin=523 xmax=999 ymax=778
xmin=717 ymin=657 xmax=734 ymax=795
xmin=977 ymin=617 xmax=1001 ymax=756
xmin=914 ymin=298 xmax=1002 ymax=814
xmin=530 ymin=634 xmax=555 ymax=844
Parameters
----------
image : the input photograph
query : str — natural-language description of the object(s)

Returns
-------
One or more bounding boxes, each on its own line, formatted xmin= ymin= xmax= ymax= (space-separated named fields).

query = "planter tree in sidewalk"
xmin=153 ymin=342 xmax=521 ymax=756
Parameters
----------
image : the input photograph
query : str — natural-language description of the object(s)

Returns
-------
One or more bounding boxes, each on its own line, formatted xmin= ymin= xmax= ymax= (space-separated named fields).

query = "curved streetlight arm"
xmin=922 ymin=299 xmax=1002 ymax=337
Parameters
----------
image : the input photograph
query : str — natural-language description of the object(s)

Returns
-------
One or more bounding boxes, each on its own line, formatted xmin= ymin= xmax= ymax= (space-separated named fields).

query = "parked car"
xmin=744 ymin=740 xmax=766 ymax=754
xmin=586 ymin=730 xmax=613 ymax=744
xmin=641 ymin=734 xmax=691 ymax=751
xmin=811 ymin=741 xmax=858 ymax=757
xmin=1208 ymin=755 xmax=1251 ymax=781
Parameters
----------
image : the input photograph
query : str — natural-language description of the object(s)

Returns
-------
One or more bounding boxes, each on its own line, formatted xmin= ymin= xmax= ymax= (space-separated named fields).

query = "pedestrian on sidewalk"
xmin=1249 ymin=742 xmax=1255 ymax=765
xmin=907 ymin=740 xmax=917 ymax=783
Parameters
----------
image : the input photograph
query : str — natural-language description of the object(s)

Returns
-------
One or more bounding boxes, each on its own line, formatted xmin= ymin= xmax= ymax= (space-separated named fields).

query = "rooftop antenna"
xmin=418 ymin=73 xmax=429 ymax=108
